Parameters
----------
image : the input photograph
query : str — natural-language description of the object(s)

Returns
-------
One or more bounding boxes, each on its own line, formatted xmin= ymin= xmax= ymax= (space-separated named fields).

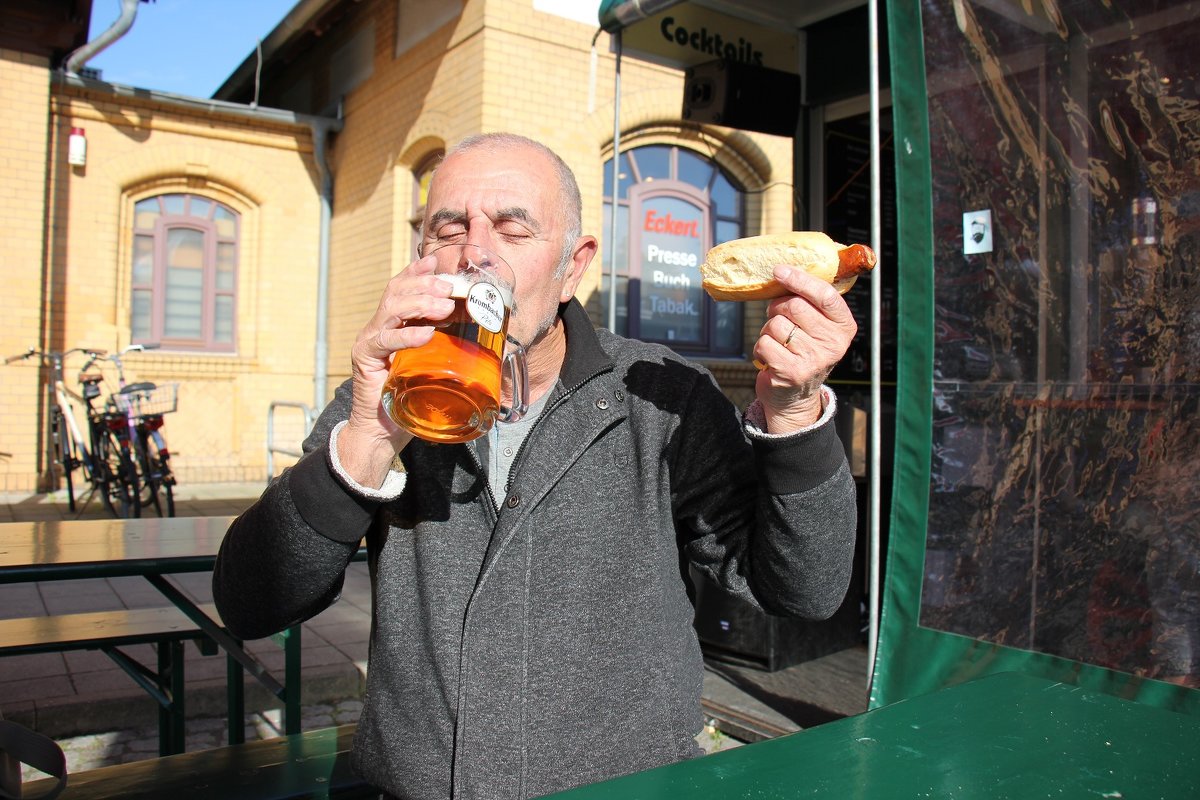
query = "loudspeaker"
xmin=682 ymin=60 xmax=801 ymax=137
xmin=690 ymin=509 xmax=867 ymax=672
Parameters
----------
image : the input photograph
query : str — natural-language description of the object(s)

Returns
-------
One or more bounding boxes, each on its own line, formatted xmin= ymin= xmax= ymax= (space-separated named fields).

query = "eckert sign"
xmin=617 ymin=6 xmax=798 ymax=75
xmin=644 ymin=209 xmax=700 ymax=238
xmin=635 ymin=192 xmax=708 ymax=342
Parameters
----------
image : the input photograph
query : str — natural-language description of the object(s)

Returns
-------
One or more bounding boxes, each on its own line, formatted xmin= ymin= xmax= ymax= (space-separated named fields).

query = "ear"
xmin=559 ymin=235 xmax=598 ymax=303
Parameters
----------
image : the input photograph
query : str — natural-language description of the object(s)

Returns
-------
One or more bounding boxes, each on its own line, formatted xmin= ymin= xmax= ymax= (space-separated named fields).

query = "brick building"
xmin=1 ymin=0 xmax=796 ymax=492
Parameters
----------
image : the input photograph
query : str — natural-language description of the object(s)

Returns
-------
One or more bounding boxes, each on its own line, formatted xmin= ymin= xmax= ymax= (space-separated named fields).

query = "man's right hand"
xmin=336 ymin=254 xmax=456 ymax=488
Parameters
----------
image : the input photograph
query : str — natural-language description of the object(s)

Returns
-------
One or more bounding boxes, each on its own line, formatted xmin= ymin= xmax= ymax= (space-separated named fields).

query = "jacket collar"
xmin=557 ymin=298 xmax=614 ymax=390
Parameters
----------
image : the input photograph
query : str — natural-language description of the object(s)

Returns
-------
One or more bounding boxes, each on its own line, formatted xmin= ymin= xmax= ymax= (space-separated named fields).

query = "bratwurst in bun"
xmin=700 ymin=231 xmax=877 ymax=301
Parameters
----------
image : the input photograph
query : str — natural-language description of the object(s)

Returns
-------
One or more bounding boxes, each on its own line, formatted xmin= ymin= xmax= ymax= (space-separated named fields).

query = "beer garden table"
xmin=0 ymin=516 xmax=313 ymax=739
xmin=544 ymin=671 xmax=1200 ymax=799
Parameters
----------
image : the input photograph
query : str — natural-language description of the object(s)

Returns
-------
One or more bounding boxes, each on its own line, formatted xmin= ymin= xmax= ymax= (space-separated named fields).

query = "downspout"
xmin=63 ymin=0 xmax=141 ymax=76
xmin=309 ymin=108 xmax=344 ymax=414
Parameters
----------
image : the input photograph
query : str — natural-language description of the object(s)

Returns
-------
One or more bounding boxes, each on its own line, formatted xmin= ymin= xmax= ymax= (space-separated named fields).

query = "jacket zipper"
xmin=504 ymin=370 xmax=605 ymax=494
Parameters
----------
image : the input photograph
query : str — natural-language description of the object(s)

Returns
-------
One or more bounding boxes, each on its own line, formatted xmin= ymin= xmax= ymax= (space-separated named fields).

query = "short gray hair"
xmin=442 ymin=133 xmax=582 ymax=277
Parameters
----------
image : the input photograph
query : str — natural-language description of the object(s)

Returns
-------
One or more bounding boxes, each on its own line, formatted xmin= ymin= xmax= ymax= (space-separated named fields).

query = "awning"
xmin=598 ymin=0 xmax=683 ymax=32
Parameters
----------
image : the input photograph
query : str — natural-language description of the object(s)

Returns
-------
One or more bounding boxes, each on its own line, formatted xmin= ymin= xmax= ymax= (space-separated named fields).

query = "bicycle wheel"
xmin=136 ymin=427 xmax=174 ymax=517
xmin=51 ymin=407 xmax=78 ymax=512
xmin=97 ymin=427 xmax=140 ymax=518
xmin=149 ymin=428 xmax=175 ymax=517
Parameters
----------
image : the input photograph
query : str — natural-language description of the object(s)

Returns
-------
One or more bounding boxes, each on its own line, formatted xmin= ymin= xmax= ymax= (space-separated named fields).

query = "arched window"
xmin=410 ymin=151 xmax=443 ymax=260
xmin=131 ymin=193 xmax=239 ymax=352
xmin=602 ymin=145 xmax=744 ymax=357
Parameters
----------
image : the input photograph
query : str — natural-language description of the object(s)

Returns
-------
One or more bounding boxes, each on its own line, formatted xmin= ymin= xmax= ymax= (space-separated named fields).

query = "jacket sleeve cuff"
xmin=742 ymin=385 xmax=837 ymax=438
xmin=327 ymin=420 xmax=407 ymax=499
xmin=288 ymin=422 xmax=405 ymax=544
xmin=743 ymin=386 xmax=847 ymax=495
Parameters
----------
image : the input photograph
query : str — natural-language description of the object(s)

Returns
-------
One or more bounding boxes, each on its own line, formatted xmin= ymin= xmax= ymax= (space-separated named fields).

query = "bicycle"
xmin=3 ymin=346 xmax=138 ymax=517
xmin=81 ymin=344 xmax=178 ymax=517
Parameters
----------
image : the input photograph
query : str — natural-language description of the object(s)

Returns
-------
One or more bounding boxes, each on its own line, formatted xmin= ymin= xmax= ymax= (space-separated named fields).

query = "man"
xmin=213 ymin=132 xmax=858 ymax=799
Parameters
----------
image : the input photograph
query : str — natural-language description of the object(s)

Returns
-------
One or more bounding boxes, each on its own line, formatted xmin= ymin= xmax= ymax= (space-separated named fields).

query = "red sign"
xmin=643 ymin=210 xmax=700 ymax=238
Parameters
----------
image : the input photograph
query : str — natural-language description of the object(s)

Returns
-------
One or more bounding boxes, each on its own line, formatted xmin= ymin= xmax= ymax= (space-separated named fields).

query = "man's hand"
xmin=752 ymin=265 xmax=858 ymax=433
xmin=337 ymin=254 xmax=456 ymax=487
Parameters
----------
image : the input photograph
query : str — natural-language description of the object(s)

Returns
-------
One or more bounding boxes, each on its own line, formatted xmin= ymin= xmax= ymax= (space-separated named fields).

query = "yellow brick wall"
xmin=1 ymin=51 xmax=54 ymax=492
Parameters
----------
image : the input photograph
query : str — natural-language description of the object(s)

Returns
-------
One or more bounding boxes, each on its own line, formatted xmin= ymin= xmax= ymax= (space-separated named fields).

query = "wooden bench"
xmin=0 ymin=604 xmax=241 ymax=756
xmin=21 ymin=723 xmax=374 ymax=800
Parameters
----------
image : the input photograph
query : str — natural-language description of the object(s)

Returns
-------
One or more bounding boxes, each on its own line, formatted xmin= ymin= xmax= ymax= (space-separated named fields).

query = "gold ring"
xmin=784 ymin=324 xmax=799 ymax=348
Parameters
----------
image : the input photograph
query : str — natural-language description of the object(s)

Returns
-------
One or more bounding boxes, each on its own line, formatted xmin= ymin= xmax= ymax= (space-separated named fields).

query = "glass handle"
xmin=498 ymin=336 xmax=528 ymax=423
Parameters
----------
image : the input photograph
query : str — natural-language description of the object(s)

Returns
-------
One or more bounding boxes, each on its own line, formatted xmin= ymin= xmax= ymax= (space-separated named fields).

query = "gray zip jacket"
xmin=213 ymin=299 xmax=856 ymax=799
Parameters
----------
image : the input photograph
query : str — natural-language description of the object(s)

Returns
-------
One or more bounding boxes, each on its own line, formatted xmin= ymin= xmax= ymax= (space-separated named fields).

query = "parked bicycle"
xmin=3 ymin=346 xmax=136 ymax=517
xmin=80 ymin=344 xmax=179 ymax=518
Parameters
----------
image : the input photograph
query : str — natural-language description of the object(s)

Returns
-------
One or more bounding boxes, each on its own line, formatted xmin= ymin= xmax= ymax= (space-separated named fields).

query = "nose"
xmin=465 ymin=219 xmax=495 ymax=253
xmin=456 ymin=225 xmax=499 ymax=272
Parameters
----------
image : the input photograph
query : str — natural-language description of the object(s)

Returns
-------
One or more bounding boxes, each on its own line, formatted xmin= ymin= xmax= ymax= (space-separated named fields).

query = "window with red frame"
xmin=131 ymin=194 xmax=238 ymax=352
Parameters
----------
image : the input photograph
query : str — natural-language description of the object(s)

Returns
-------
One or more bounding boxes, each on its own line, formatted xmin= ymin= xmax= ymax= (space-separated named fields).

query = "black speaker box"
xmin=682 ymin=60 xmax=801 ymax=137
xmin=691 ymin=561 xmax=864 ymax=672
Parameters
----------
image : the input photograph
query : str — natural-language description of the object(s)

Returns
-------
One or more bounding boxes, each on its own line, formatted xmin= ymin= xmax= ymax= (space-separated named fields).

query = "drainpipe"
xmin=309 ymin=106 xmax=344 ymax=414
xmin=63 ymin=0 xmax=141 ymax=76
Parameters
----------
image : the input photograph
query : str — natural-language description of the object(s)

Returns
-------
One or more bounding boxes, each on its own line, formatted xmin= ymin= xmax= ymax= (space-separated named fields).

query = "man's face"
xmin=421 ymin=145 xmax=583 ymax=348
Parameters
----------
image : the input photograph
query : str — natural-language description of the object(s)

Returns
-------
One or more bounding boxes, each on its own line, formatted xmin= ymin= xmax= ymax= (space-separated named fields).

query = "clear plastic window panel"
xmin=917 ymin=0 xmax=1200 ymax=685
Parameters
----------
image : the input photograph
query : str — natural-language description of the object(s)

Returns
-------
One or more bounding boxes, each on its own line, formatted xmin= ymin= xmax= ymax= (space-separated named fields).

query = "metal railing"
xmin=266 ymin=401 xmax=316 ymax=484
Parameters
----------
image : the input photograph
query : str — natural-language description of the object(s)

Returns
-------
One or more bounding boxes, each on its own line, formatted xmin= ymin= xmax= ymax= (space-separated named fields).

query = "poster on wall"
xmin=631 ymin=191 xmax=709 ymax=344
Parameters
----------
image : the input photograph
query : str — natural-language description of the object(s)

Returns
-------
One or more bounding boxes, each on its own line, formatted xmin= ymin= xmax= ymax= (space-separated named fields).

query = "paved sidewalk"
xmin=0 ymin=480 xmax=269 ymax=523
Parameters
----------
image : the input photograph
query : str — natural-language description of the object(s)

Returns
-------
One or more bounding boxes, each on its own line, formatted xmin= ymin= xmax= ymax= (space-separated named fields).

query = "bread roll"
xmin=700 ymin=231 xmax=876 ymax=301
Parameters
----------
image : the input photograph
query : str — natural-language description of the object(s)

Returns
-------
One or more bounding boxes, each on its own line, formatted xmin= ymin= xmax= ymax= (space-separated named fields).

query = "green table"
xmin=0 ymin=516 xmax=303 ymax=737
xmin=544 ymin=672 xmax=1200 ymax=799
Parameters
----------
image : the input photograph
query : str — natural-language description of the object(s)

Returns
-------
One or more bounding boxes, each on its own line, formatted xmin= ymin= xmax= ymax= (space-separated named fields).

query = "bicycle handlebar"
xmin=4 ymin=347 xmax=35 ymax=364
xmin=78 ymin=342 xmax=162 ymax=384
xmin=4 ymin=346 xmax=108 ymax=366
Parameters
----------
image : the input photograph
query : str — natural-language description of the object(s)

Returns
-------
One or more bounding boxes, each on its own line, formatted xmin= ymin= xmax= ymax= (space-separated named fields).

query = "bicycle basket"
xmin=112 ymin=383 xmax=178 ymax=418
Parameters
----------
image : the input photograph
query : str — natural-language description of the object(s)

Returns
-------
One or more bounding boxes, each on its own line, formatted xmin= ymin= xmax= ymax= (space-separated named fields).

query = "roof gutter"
xmin=63 ymin=0 xmax=141 ymax=76
xmin=55 ymin=71 xmax=341 ymax=129
xmin=54 ymin=71 xmax=344 ymax=413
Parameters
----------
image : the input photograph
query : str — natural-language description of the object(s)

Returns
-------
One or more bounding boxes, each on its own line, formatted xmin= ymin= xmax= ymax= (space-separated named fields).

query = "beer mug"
xmin=381 ymin=244 xmax=529 ymax=443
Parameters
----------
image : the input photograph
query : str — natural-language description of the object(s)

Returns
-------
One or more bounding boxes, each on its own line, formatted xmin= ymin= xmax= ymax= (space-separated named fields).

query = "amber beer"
xmin=381 ymin=246 xmax=524 ymax=443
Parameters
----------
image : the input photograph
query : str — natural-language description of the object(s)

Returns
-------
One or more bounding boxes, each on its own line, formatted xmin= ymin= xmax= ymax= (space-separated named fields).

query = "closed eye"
xmin=430 ymin=221 xmax=468 ymax=243
xmin=494 ymin=207 xmax=541 ymax=240
xmin=494 ymin=221 xmax=534 ymax=241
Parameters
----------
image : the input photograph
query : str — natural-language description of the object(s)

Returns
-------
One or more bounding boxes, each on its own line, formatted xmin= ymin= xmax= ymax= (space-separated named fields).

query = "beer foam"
xmin=435 ymin=273 xmax=474 ymax=299
xmin=434 ymin=272 xmax=512 ymax=305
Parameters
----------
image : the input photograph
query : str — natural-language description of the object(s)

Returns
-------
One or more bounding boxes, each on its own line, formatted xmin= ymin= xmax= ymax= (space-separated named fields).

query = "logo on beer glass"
xmin=380 ymin=244 xmax=529 ymax=444
xmin=467 ymin=282 xmax=505 ymax=333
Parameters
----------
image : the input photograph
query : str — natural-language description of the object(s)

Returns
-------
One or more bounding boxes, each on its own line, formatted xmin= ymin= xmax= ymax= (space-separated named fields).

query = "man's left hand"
xmin=752 ymin=265 xmax=859 ymax=433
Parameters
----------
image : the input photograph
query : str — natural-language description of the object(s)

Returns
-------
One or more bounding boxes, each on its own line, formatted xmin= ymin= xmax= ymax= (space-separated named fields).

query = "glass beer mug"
xmin=381 ymin=244 xmax=529 ymax=443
